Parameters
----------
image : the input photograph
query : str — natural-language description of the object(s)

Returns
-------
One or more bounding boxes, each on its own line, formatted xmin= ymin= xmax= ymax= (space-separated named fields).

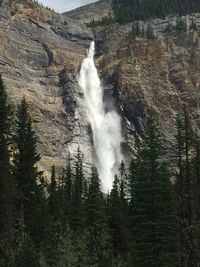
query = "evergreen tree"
xmin=192 ymin=135 xmax=200 ymax=266
xmin=0 ymin=75 xmax=15 ymax=267
xmin=108 ymin=174 xmax=130 ymax=258
xmin=133 ymin=111 xmax=179 ymax=267
xmin=175 ymin=111 xmax=196 ymax=267
xmin=70 ymin=148 xmax=85 ymax=231
xmin=14 ymin=97 xmax=40 ymax=207
xmin=127 ymin=159 xmax=138 ymax=264
xmin=62 ymin=157 xmax=73 ymax=229
xmin=12 ymin=234 xmax=40 ymax=267
xmin=48 ymin=166 xmax=58 ymax=222
xmin=14 ymin=98 xmax=50 ymax=246
xmin=176 ymin=16 xmax=187 ymax=32
xmin=175 ymin=115 xmax=186 ymax=267
xmin=128 ymin=159 xmax=137 ymax=209
xmin=56 ymin=231 xmax=89 ymax=267
xmin=113 ymin=0 xmax=200 ymax=23
xmin=146 ymin=24 xmax=155 ymax=39
xmin=86 ymin=167 xmax=111 ymax=266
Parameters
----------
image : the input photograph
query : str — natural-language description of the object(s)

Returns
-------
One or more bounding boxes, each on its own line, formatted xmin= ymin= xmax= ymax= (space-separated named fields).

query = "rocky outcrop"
xmin=94 ymin=15 xmax=200 ymax=155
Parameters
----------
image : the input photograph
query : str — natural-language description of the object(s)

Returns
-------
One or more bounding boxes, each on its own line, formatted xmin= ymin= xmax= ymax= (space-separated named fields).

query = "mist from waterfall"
xmin=79 ymin=41 xmax=123 ymax=193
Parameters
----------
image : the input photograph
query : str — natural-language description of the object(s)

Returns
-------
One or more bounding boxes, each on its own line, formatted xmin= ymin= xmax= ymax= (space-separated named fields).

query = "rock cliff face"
xmin=94 ymin=16 xmax=200 ymax=154
xmin=1 ymin=0 xmax=200 ymax=173
xmin=0 ymin=0 xmax=94 ymax=173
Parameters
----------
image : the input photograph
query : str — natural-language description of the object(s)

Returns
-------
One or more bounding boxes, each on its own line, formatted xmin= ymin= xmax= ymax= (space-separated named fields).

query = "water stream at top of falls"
xmin=79 ymin=41 xmax=123 ymax=193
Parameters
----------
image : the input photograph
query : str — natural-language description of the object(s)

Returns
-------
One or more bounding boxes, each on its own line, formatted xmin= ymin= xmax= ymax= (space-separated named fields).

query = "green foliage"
xmin=13 ymin=98 xmax=51 ymax=246
xmin=176 ymin=16 xmax=187 ymax=32
xmin=48 ymin=166 xmax=58 ymax=222
xmin=2 ymin=73 xmax=200 ymax=267
xmin=113 ymin=0 xmax=200 ymax=23
xmin=108 ymin=173 xmax=131 ymax=258
xmin=56 ymin=231 xmax=89 ymax=267
xmin=70 ymin=148 xmax=86 ymax=231
xmin=192 ymin=136 xmax=200 ymax=266
xmin=0 ymin=74 xmax=15 ymax=267
xmin=87 ymin=16 xmax=115 ymax=28
xmin=130 ymin=22 xmax=155 ymax=40
xmin=12 ymin=234 xmax=40 ymax=267
xmin=175 ymin=110 xmax=199 ymax=266
xmin=86 ymin=167 xmax=111 ymax=266
xmin=190 ymin=18 xmax=197 ymax=31
xmin=132 ymin=111 xmax=179 ymax=267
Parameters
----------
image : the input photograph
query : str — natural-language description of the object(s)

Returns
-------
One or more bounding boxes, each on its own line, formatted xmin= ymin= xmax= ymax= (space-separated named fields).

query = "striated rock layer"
xmin=1 ymin=0 xmax=200 ymax=174
xmin=0 ymin=0 xmax=94 ymax=173
xmin=94 ymin=15 xmax=200 ymax=156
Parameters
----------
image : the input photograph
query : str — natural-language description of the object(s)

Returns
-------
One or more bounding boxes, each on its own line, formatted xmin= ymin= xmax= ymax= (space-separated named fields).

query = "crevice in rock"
xmin=42 ymin=43 xmax=53 ymax=66
xmin=59 ymin=67 xmax=77 ymax=117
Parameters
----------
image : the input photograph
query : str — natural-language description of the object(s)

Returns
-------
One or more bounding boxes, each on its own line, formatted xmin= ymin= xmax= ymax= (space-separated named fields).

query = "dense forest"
xmin=113 ymin=0 xmax=200 ymax=23
xmin=0 ymin=73 xmax=200 ymax=267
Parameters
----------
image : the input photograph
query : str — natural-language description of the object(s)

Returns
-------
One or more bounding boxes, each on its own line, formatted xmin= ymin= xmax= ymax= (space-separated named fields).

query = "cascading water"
xmin=79 ymin=41 xmax=123 ymax=193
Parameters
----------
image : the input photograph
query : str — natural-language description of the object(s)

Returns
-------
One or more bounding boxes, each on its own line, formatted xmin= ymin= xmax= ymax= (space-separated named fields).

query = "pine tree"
xmin=0 ymin=75 xmax=15 ymax=267
xmin=14 ymin=97 xmax=40 ymax=205
xmin=119 ymin=161 xmax=127 ymax=203
xmin=108 ymin=174 xmax=130 ymax=258
xmin=133 ymin=111 xmax=179 ymax=267
xmin=192 ymin=135 xmax=200 ymax=266
xmin=128 ymin=159 xmax=137 ymax=209
xmin=12 ymin=234 xmax=40 ymax=267
xmin=175 ymin=110 xmax=197 ymax=267
xmin=190 ymin=18 xmax=197 ymax=31
xmin=113 ymin=0 xmax=200 ymax=24
xmin=48 ymin=166 xmax=58 ymax=222
xmin=62 ymin=157 xmax=72 ymax=229
xmin=56 ymin=231 xmax=89 ymax=267
xmin=146 ymin=24 xmax=155 ymax=39
xmin=127 ymin=159 xmax=138 ymax=264
xmin=70 ymin=148 xmax=85 ymax=231
xmin=175 ymin=115 xmax=186 ymax=267
xmin=86 ymin=167 xmax=111 ymax=266
xmin=14 ymin=98 xmax=50 ymax=246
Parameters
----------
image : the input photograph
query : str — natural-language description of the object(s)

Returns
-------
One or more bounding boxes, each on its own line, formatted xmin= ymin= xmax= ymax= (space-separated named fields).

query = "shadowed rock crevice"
xmin=42 ymin=44 xmax=54 ymax=67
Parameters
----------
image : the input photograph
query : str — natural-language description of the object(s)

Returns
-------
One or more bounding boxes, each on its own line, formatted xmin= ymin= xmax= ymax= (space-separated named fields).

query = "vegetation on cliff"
xmin=113 ymin=0 xmax=200 ymax=23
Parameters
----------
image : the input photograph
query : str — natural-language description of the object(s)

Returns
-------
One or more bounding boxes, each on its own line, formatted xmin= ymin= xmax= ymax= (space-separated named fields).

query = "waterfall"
xmin=79 ymin=41 xmax=123 ymax=193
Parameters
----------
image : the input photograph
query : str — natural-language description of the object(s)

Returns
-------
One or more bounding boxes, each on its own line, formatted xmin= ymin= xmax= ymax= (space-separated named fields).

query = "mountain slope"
xmin=64 ymin=0 xmax=113 ymax=24
xmin=0 ymin=0 xmax=200 ymax=173
xmin=95 ymin=17 xmax=200 ymax=143
xmin=0 ymin=0 xmax=94 ymax=172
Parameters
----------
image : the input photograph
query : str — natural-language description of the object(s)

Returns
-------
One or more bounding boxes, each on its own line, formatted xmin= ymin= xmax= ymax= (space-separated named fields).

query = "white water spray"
xmin=79 ymin=41 xmax=123 ymax=192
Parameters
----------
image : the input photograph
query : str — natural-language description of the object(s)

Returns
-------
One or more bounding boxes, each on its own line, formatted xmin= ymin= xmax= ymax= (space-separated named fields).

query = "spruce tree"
xmin=175 ymin=115 xmax=186 ymax=267
xmin=62 ymin=157 xmax=72 ymax=228
xmin=133 ymin=111 xmax=179 ymax=267
xmin=48 ymin=166 xmax=58 ymax=222
xmin=113 ymin=0 xmax=200 ymax=23
xmin=86 ymin=167 xmax=111 ymax=266
xmin=0 ymin=75 xmax=15 ymax=267
xmin=192 ymin=136 xmax=200 ymax=266
xmin=70 ymin=148 xmax=85 ymax=231
xmin=14 ymin=97 xmax=40 ymax=205
xmin=175 ymin=111 xmax=197 ymax=267
xmin=14 ymin=98 xmax=50 ymax=246
xmin=108 ymin=174 xmax=130 ymax=259
xmin=12 ymin=234 xmax=40 ymax=267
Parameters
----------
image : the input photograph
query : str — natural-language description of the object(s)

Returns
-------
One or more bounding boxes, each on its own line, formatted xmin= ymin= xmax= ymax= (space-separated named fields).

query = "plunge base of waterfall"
xmin=79 ymin=41 xmax=123 ymax=193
